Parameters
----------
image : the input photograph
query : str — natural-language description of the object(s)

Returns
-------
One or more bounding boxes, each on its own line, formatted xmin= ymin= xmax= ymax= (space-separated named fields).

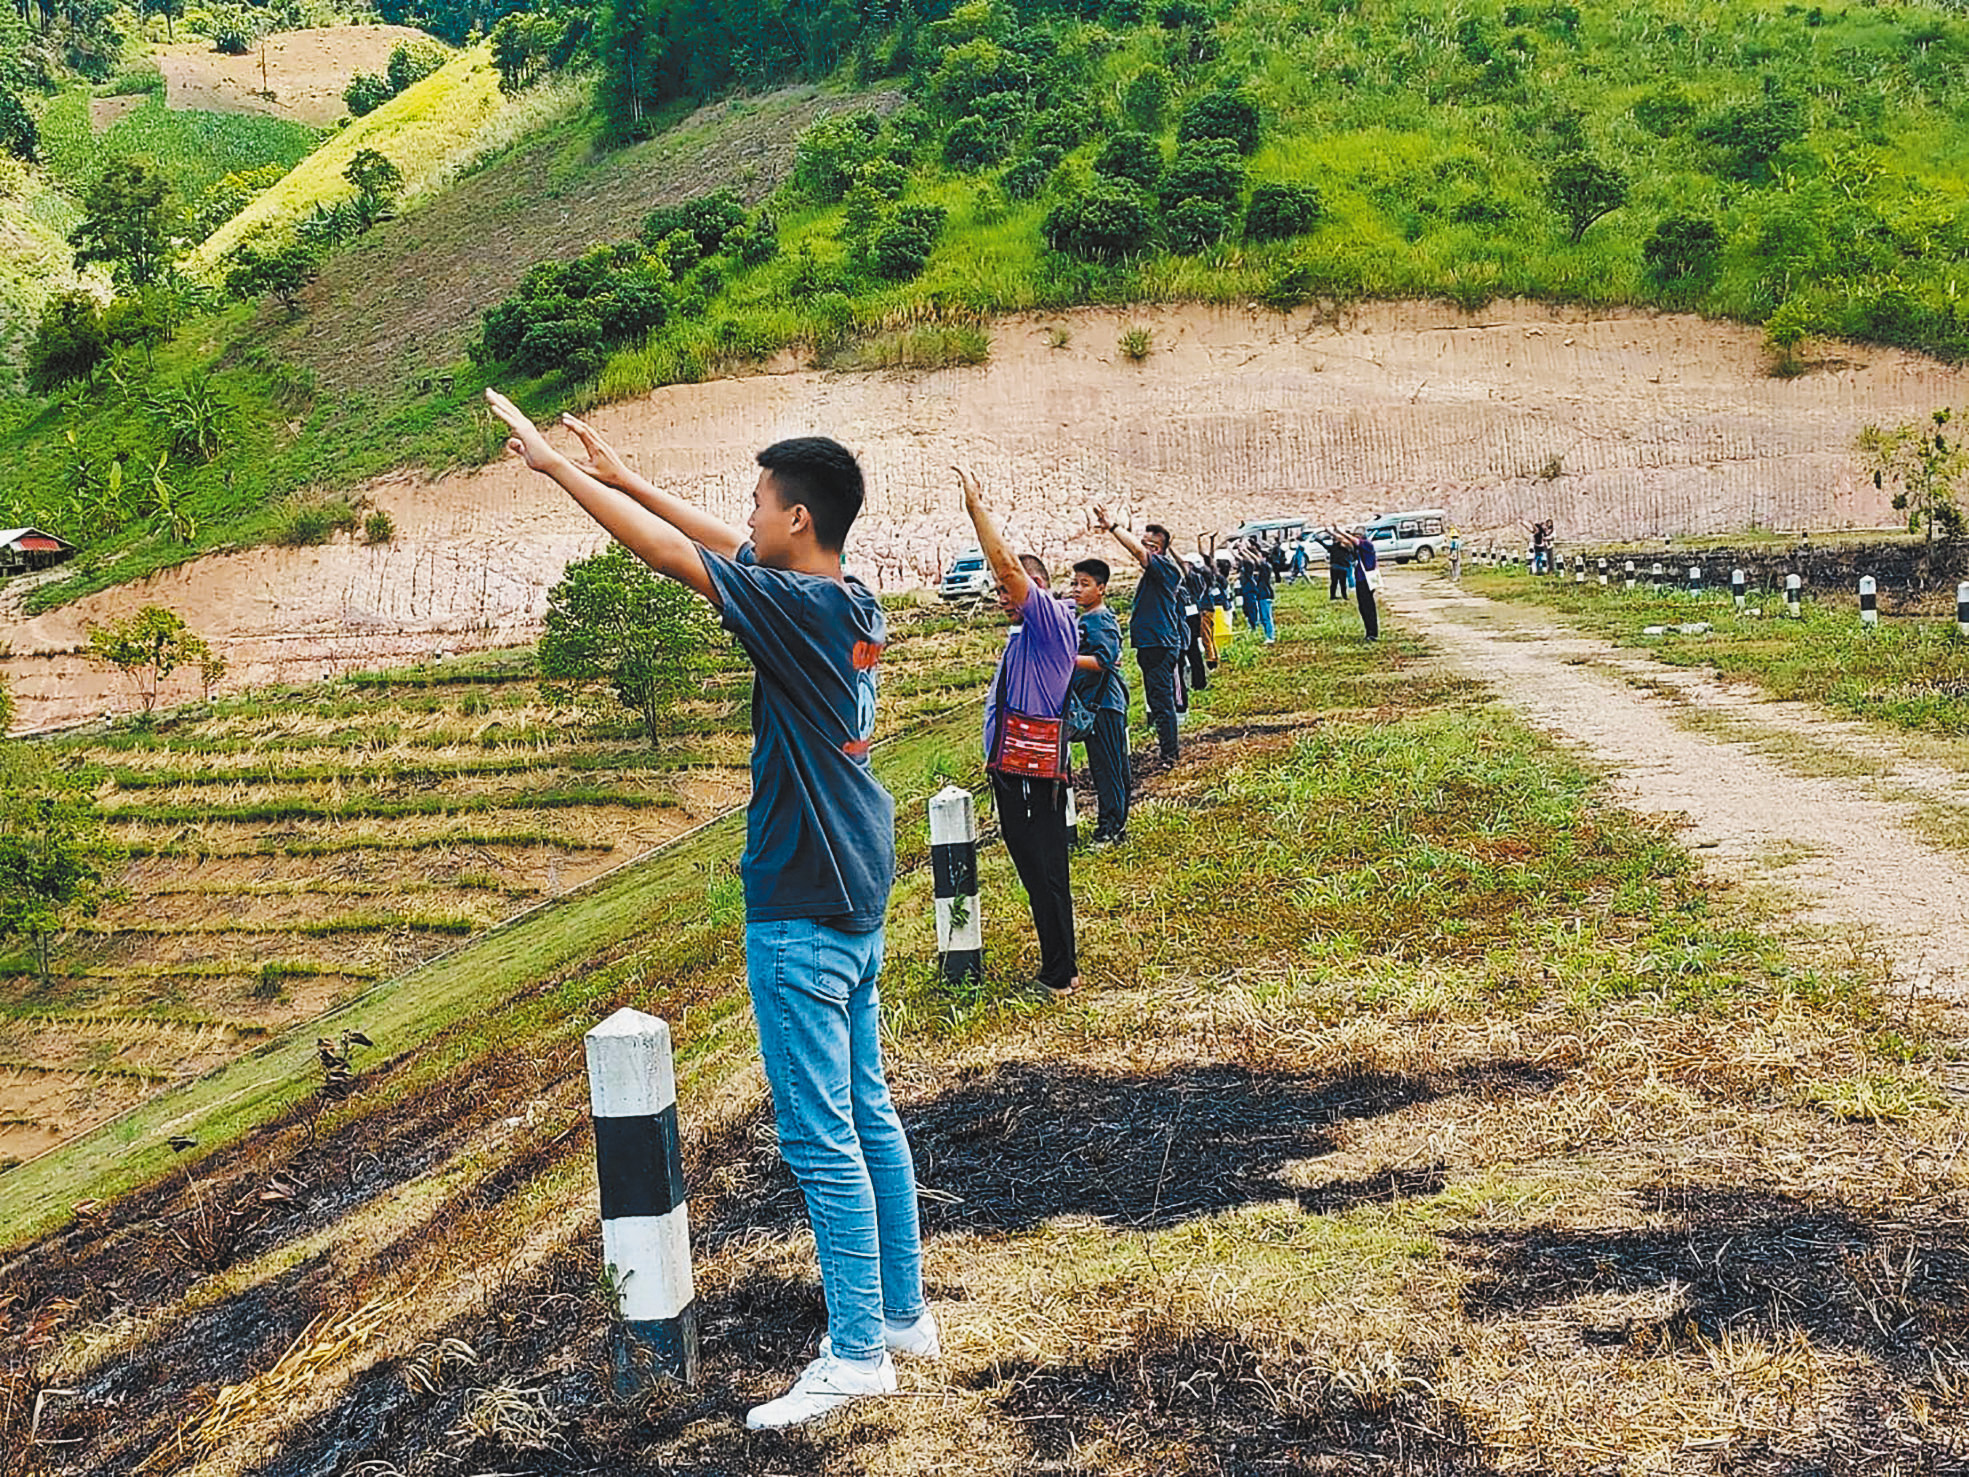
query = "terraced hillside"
xmin=0 ymin=598 xmax=1000 ymax=1170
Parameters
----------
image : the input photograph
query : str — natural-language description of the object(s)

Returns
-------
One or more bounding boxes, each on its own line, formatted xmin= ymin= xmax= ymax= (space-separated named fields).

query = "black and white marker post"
xmin=930 ymin=785 xmax=982 ymax=986
xmin=1860 ymin=575 xmax=1878 ymax=628
xmin=1786 ymin=573 xmax=1803 ymax=619
xmin=585 ymin=1007 xmax=698 ymax=1394
xmin=1958 ymin=581 xmax=1969 ymax=637
xmin=1650 ymin=561 xmax=1664 ymax=591
xmin=1687 ymin=564 xmax=1702 ymax=596
xmin=1732 ymin=568 xmax=1746 ymax=610
xmin=1625 ymin=560 xmax=1637 ymax=590
xmin=1599 ymin=558 xmax=1609 ymax=588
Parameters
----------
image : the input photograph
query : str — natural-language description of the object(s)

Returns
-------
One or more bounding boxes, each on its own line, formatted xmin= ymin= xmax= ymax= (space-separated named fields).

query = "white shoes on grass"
xmin=746 ymin=1311 xmax=940 ymax=1431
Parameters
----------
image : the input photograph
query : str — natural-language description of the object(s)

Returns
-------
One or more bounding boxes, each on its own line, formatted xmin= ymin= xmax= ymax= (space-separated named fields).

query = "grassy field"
xmin=1463 ymin=560 xmax=1969 ymax=738
xmin=36 ymin=87 xmax=321 ymax=208
xmin=4 ymin=585 xmax=1962 ymax=1473
xmin=0 ymin=597 xmax=1001 ymax=1179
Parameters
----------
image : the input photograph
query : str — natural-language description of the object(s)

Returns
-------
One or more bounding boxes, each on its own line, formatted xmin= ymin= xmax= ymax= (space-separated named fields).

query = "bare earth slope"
xmin=156 ymin=27 xmax=437 ymax=127
xmin=9 ymin=300 xmax=1958 ymax=729
xmin=1396 ymin=568 xmax=1969 ymax=998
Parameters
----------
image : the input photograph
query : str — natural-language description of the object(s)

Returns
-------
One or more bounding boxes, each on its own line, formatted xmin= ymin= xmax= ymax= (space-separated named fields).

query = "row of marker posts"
xmin=580 ymin=785 xmax=996 ymax=1396
xmin=1495 ymin=546 xmax=1969 ymax=634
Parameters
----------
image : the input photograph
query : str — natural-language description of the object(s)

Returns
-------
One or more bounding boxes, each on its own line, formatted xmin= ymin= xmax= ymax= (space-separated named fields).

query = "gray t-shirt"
xmin=698 ymin=544 xmax=895 ymax=931
xmin=1072 ymin=606 xmax=1128 ymax=713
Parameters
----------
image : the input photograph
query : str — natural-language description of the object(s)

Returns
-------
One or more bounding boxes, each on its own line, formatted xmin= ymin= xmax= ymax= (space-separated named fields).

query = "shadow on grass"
xmin=1449 ymin=1183 xmax=1969 ymax=1366
xmin=906 ymin=1059 xmax=1555 ymax=1235
xmin=971 ymin=1317 xmax=1510 ymax=1476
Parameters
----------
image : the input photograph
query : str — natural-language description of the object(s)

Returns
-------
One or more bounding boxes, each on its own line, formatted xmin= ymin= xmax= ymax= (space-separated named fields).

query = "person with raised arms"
xmin=482 ymin=392 xmax=934 ymax=1431
xmin=1093 ymin=504 xmax=1185 ymax=766
xmin=959 ymin=465 xmax=1081 ymax=997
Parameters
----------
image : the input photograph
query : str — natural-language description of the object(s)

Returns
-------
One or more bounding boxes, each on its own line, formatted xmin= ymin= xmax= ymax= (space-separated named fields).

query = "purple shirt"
xmin=983 ymin=580 xmax=1079 ymax=758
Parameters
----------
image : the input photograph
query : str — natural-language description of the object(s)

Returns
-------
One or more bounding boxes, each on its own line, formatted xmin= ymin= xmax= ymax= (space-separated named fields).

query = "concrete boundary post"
xmin=585 ymin=1007 xmax=699 ymax=1394
xmin=1860 ymin=575 xmax=1878 ymax=628
xmin=1624 ymin=561 xmax=1636 ymax=590
xmin=1732 ymin=568 xmax=1746 ymax=609
xmin=1598 ymin=559 xmax=1609 ymax=587
xmin=1650 ymin=562 xmax=1664 ymax=591
xmin=1786 ymin=573 xmax=1802 ymax=619
xmin=1958 ymin=581 xmax=1969 ymax=637
xmin=1687 ymin=564 xmax=1702 ymax=596
xmin=930 ymin=786 xmax=982 ymax=985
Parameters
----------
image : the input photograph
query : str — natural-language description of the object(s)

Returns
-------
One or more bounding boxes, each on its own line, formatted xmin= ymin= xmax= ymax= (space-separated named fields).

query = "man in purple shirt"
xmin=957 ymin=466 xmax=1080 ymax=997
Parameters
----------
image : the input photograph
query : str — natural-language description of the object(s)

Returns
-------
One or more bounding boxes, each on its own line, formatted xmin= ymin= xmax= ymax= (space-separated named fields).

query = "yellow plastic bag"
xmin=1213 ymin=608 xmax=1232 ymax=642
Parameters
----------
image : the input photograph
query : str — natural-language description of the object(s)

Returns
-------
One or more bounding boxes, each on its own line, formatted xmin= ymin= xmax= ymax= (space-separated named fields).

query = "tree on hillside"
xmin=1858 ymin=408 xmax=1969 ymax=544
xmin=0 ymin=85 xmax=39 ymax=161
xmin=344 ymin=148 xmax=404 ymax=229
xmin=69 ymin=158 xmax=179 ymax=287
xmin=539 ymin=543 xmax=721 ymax=744
xmin=26 ymin=290 xmax=107 ymax=393
xmin=1547 ymin=150 xmax=1627 ymax=245
xmin=85 ymin=606 xmax=212 ymax=713
xmin=0 ymin=746 xmax=122 ymax=988
xmin=224 ymin=240 xmax=321 ymax=314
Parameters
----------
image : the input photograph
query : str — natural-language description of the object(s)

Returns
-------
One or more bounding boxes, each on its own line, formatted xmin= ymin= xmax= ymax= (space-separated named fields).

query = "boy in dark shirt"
xmin=1093 ymin=505 xmax=1184 ymax=764
xmin=1070 ymin=557 xmax=1129 ymax=845
xmin=483 ymin=392 xmax=932 ymax=1430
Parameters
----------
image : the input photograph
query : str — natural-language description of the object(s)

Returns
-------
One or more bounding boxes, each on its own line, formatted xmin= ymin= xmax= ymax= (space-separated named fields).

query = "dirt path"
xmin=1393 ymin=568 xmax=1969 ymax=998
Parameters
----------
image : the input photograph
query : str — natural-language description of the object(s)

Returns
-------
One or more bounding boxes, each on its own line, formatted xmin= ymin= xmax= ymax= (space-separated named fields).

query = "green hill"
xmin=9 ymin=0 xmax=1969 ymax=607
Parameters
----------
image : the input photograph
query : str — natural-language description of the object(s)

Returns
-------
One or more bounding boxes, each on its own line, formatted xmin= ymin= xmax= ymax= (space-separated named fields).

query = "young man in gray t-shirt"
xmin=484 ymin=391 xmax=935 ymax=1430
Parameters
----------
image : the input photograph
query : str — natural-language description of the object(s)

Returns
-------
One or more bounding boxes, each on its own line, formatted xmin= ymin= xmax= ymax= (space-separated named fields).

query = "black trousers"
xmin=1329 ymin=563 xmax=1348 ymax=600
xmin=1135 ymin=645 xmax=1180 ymax=760
xmin=990 ymin=773 xmax=1076 ymax=990
xmin=1356 ymin=580 xmax=1380 ymax=641
xmin=1184 ymin=613 xmax=1209 ymax=690
xmin=1083 ymin=707 xmax=1130 ymax=839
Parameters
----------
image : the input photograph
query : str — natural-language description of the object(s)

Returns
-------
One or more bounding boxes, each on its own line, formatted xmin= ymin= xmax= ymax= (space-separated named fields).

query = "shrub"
xmin=1030 ymin=104 xmax=1093 ymax=153
xmin=276 ymin=498 xmax=359 ymax=547
xmin=1643 ymin=213 xmax=1723 ymax=285
xmin=871 ymin=203 xmax=948 ymax=280
xmin=1122 ymin=65 xmax=1171 ymax=128
xmin=1044 ymin=182 xmax=1155 ymax=261
xmin=1096 ymin=131 xmax=1163 ymax=192
xmin=1547 ymin=150 xmax=1627 ymax=244
xmin=516 ymin=314 xmax=607 ymax=379
xmin=26 ymin=291 xmax=106 ymax=393
xmin=944 ymin=113 xmax=1010 ymax=171
xmin=344 ymin=71 xmax=393 ymax=117
xmin=210 ymin=5 xmax=255 ymax=54
xmin=364 ymin=509 xmax=395 ymax=545
xmin=1178 ymin=89 xmax=1260 ymax=154
xmin=1159 ymin=138 xmax=1243 ymax=213
xmin=1245 ymin=181 xmax=1323 ymax=241
xmin=103 ymin=290 xmax=175 ymax=351
xmin=1698 ymin=79 xmax=1807 ymax=181
xmin=929 ymin=38 xmax=1025 ymax=116
xmin=729 ymin=210 xmax=780 ymax=266
xmin=385 ymin=40 xmax=446 ymax=94
xmin=0 ymin=87 xmax=39 ymax=163
xmin=792 ymin=110 xmax=883 ymax=202
xmin=224 ymin=241 xmax=320 ymax=312
xmin=641 ymin=189 xmax=747 ymax=258
xmin=1119 ymin=325 xmax=1154 ymax=360
xmin=151 ymin=374 xmax=225 ymax=461
xmin=1165 ymin=196 xmax=1230 ymax=253
xmin=1001 ymin=150 xmax=1059 ymax=200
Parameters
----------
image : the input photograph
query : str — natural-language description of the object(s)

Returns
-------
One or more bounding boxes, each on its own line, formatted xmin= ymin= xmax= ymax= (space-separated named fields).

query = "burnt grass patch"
xmin=904 ymin=1059 xmax=1554 ymax=1235
xmin=1450 ymin=1183 xmax=1969 ymax=1368
xmin=975 ymin=1317 xmax=1513 ymax=1476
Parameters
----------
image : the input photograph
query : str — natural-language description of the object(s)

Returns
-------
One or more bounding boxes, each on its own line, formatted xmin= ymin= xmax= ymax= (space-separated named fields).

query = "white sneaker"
xmin=818 ymin=1310 xmax=941 ymax=1362
xmin=745 ymin=1353 xmax=897 ymax=1430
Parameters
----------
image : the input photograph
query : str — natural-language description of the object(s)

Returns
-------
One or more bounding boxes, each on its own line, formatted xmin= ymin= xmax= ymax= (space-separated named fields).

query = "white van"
xmin=1365 ymin=508 xmax=1449 ymax=563
xmin=938 ymin=546 xmax=993 ymax=600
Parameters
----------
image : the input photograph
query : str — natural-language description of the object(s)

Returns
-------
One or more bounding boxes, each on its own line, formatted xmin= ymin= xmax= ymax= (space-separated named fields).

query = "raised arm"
xmin=486 ymin=390 xmax=718 ymax=605
xmin=956 ymin=465 xmax=1030 ymax=609
xmin=560 ymin=413 xmax=746 ymax=559
xmin=1093 ymin=503 xmax=1148 ymax=567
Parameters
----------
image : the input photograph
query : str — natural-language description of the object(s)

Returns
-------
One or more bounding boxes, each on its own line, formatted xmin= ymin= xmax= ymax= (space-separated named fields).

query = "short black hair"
xmin=1019 ymin=553 xmax=1050 ymax=586
xmin=1144 ymin=522 xmax=1171 ymax=545
xmin=1072 ymin=557 xmax=1110 ymax=586
xmin=756 ymin=437 xmax=865 ymax=551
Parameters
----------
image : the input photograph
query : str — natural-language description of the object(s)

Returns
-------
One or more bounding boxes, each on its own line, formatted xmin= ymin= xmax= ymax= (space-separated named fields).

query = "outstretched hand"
xmin=562 ymin=414 xmax=631 ymax=489
xmin=1091 ymin=502 xmax=1114 ymax=532
xmin=953 ymin=464 xmax=984 ymax=507
xmin=484 ymin=389 xmax=560 ymax=474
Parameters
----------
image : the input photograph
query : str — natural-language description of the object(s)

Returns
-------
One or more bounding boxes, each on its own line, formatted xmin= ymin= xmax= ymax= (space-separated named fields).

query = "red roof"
xmin=16 ymin=536 xmax=60 ymax=552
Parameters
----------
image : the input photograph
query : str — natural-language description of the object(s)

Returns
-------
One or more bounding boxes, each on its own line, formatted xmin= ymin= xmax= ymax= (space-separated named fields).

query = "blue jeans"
xmin=746 ymin=919 xmax=925 ymax=1362
xmin=1256 ymin=599 xmax=1276 ymax=641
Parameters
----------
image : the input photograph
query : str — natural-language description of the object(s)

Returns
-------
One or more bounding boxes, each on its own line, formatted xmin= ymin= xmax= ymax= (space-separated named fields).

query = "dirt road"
xmin=1393 ymin=568 xmax=1969 ymax=998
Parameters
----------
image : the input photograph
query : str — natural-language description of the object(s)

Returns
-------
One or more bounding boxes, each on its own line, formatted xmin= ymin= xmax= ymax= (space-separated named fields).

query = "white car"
xmin=938 ymin=548 xmax=993 ymax=600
